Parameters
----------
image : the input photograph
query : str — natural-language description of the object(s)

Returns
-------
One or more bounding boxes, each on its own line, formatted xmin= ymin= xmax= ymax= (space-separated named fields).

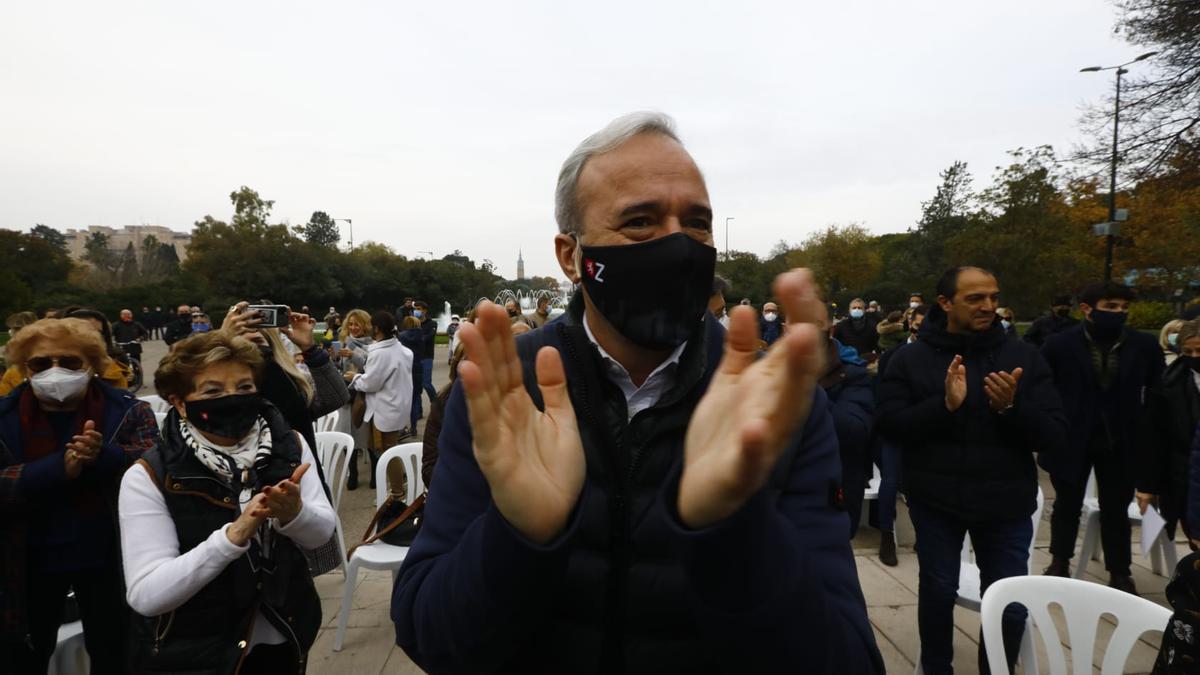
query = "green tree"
xmin=787 ymin=224 xmax=883 ymax=304
xmin=297 ymin=210 xmax=341 ymax=248
xmin=83 ymin=232 xmax=119 ymax=274
xmin=30 ymin=224 xmax=67 ymax=253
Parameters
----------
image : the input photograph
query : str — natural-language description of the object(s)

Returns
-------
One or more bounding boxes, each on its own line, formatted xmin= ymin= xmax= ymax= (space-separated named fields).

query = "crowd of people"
xmin=2 ymin=111 xmax=1199 ymax=674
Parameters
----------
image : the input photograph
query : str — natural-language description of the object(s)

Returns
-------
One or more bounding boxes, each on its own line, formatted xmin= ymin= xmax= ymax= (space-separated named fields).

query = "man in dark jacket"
xmin=758 ymin=301 xmax=783 ymax=345
xmin=833 ymin=297 xmax=880 ymax=359
xmin=816 ymin=305 xmax=875 ymax=539
xmin=1023 ymin=294 xmax=1079 ymax=347
xmin=413 ymin=300 xmax=439 ymax=406
xmin=392 ymin=112 xmax=882 ymax=674
xmin=162 ymin=304 xmax=194 ymax=345
xmin=1040 ymin=282 xmax=1165 ymax=593
xmin=877 ymin=267 xmax=1067 ymax=675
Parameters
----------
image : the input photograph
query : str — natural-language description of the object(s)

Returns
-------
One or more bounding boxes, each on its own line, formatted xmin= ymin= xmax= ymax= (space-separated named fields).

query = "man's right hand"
xmin=944 ymin=354 xmax=967 ymax=411
xmin=457 ymin=301 xmax=585 ymax=545
xmin=226 ymin=493 xmax=270 ymax=546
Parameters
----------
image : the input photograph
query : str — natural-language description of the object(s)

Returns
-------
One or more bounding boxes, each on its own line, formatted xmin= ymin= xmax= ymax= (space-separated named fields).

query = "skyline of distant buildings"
xmin=62 ymin=225 xmax=192 ymax=264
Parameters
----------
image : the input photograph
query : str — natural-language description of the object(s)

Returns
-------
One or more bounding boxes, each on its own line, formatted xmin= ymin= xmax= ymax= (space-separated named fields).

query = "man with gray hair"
xmin=393 ymin=112 xmax=882 ymax=673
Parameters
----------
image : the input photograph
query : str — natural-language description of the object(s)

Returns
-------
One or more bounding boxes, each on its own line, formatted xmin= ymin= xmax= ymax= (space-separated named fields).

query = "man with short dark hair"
xmin=1040 ymin=281 xmax=1164 ymax=594
xmin=393 ymin=112 xmax=882 ymax=673
xmin=878 ymin=267 xmax=1066 ymax=674
xmin=1023 ymin=295 xmax=1079 ymax=347
xmin=527 ymin=297 xmax=553 ymax=329
xmin=397 ymin=297 xmax=414 ymax=319
xmin=709 ymin=275 xmax=731 ymax=328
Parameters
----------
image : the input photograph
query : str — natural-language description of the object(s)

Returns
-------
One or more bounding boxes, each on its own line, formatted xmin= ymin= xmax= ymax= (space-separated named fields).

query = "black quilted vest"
xmin=129 ymin=404 xmax=322 ymax=675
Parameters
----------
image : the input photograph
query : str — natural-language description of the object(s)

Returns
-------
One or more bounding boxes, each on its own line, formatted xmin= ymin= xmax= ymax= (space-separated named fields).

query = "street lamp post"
xmin=1080 ymin=50 xmax=1157 ymax=281
xmin=724 ymin=217 xmax=734 ymax=261
xmin=333 ymin=218 xmax=353 ymax=250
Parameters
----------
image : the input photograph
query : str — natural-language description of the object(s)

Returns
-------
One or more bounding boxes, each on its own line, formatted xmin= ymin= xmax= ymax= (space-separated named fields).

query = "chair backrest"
xmin=138 ymin=394 xmax=171 ymax=413
xmin=314 ymin=410 xmax=340 ymax=434
xmin=962 ymin=486 xmax=1044 ymax=571
xmin=153 ymin=411 xmax=168 ymax=431
xmin=980 ymin=575 xmax=1170 ymax=675
xmin=375 ymin=442 xmax=423 ymax=507
xmin=314 ymin=431 xmax=354 ymax=512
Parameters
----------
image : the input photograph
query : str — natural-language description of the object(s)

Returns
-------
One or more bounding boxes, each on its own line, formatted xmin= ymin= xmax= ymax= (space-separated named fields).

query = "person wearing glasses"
xmin=0 ymin=318 xmax=158 ymax=674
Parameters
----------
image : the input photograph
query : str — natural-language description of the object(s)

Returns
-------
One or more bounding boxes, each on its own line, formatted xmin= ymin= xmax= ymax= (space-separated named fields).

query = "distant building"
xmin=62 ymin=225 xmax=191 ymax=264
xmin=517 ymin=248 xmax=526 ymax=280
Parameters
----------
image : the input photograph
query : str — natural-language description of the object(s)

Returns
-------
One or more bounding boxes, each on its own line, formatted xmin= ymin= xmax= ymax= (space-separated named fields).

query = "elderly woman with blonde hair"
xmin=0 ymin=318 xmax=158 ymax=673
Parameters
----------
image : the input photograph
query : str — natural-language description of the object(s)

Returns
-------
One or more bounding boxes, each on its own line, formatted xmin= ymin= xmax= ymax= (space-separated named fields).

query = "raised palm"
xmin=457 ymin=302 xmax=586 ymax=545
xmin=678 ymin=270 xmax=829 ymax=528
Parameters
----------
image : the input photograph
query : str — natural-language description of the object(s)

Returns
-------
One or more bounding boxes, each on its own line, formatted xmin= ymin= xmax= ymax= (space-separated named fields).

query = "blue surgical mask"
xmin=1168 ymin=333 xmax=1179 ymax=348
xmin=850 ymin=308 xmax=865 ymax=319
xmin=1001 ymin=320 xmax=1012 ymax=330
xmin=413 ymin=310 xmax=424 ymax=319
xmin=192 ymin=323 xmax=211 ymax=333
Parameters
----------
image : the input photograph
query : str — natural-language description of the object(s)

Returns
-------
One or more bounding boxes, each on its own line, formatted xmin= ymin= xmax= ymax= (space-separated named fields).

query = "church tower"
xmin=517 ymin=249 xmax=526 ymax=280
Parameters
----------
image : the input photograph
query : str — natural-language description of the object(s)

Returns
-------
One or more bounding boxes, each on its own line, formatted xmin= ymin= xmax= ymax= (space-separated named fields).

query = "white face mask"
xmin=1001 ymin=320 xmax=1012 ymax=330
xmin=30 ymin=367 xmax=92 ymax=404
xmin=763 ymin=312 xmax=778 ymax=322
xmin=909 ymin=302 xmax=920 ymax=309
xmin=850 ymin=308 xmax=865 ymax=319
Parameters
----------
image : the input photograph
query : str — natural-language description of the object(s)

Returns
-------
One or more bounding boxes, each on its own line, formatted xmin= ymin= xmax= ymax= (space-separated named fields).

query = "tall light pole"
xmin=724 ymin=217 xmax=734 ymax=261
xmin=333 ymin=218 xmax=353 ymax=250
xmin=1080 ymin=50 xmax=1157 ymax=281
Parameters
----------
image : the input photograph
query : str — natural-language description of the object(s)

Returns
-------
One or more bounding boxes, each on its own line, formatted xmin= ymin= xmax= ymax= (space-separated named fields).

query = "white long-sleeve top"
xmin=118 ymin=437 xmax=335 ymax=649
xmin=348 ymin=336 xmax=414 ymax=433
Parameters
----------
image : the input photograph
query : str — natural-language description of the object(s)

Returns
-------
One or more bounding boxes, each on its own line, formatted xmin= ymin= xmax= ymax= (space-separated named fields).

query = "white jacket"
xmin=350 ymin=336 xmax=414 ymax=433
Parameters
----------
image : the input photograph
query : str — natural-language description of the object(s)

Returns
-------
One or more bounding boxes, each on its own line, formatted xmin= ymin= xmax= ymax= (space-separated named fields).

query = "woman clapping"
xmin=118 ymin=332 xmax=335 ymax=673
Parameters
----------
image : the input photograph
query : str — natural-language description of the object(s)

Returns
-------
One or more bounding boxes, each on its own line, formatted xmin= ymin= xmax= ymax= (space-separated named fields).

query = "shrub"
xmin=1128 ymin=301 xmax=1177 ymax=330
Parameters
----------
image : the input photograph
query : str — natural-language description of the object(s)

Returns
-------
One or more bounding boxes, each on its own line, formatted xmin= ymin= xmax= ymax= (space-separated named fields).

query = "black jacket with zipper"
xmin=877 ymin=306 xmax=1067 ymax=522
xmin=129 ymin=404 xmax=321 ymax=675
xmin=1141 ymin=359 xmax=1200 ymax=526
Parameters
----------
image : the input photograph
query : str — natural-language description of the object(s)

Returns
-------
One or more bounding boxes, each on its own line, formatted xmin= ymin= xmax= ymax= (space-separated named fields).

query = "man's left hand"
xmin=984 ymin=369 xmax=1023 ymax=412
xmin=677 ymin=269 xmax=826 ymax=529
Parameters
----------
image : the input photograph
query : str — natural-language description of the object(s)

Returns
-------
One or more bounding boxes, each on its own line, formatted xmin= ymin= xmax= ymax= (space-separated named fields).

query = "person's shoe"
xmin=1109 ymin=573 xmax=1138 ymax=595
xmin=1043 ymin=557 xmax=1071 ymax=577
xmin=879 ymin=530 xmax=898 ymax=567
xmin=346 ymin=449 xmax=359 ymax=491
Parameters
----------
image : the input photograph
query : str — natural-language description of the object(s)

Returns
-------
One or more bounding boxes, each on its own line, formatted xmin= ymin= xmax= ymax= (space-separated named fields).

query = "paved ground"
xmin=139 ymin=339 xmax=1178 ymax=674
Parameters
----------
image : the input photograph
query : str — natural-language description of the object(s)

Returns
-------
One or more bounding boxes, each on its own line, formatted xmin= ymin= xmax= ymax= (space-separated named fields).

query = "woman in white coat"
xmin=344 ymin=310 xmax=413 ymax=490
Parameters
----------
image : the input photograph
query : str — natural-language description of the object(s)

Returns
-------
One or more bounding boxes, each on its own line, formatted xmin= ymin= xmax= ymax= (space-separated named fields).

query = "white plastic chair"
xmin=47 ymin=620 xmax=88 ymax=675
xmin=915 ymin=488 xmax=1044 ymax=675
xmin=315 ymin=431 xmax=354 ymax=574
xmin=1074 ymin=470 xmax=1178 ymax=578
xmin=333 ymin=442 xmax=423 ymax=651
xmin=980 ymin=575 xmax=1170 ymax=675
xmin=862 ymin=463 xmax=882 ymax=502
xmin=314 ymin=410 xmax=340 ymax=434
xmin=138 ymin=394 xmax=171 ymax=413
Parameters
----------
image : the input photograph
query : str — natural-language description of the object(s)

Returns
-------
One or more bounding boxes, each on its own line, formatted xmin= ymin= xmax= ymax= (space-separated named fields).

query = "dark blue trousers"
xmin=909 ymin=500 xmax=1031 ymax=675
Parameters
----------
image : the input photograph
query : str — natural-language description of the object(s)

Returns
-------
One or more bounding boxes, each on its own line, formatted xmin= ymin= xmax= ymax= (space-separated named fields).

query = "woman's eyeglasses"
xmin=26 ymin=356 xmax=86 ymax=373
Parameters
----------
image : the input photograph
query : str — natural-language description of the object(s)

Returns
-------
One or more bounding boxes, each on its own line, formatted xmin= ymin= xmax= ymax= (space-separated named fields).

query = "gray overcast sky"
xmin=1 ymin=1 xmax=1132 ymax=280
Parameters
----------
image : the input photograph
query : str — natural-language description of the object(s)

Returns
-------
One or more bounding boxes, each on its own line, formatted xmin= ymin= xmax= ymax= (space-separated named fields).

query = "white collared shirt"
xmin=582 ymin=314 xmax=687 ymax=420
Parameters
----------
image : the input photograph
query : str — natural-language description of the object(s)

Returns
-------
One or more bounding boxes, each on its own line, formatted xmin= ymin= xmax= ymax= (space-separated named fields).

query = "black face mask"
xmin=578 ymin=232 xmax=717 ymax=350
xmin=185 ymin=393 xmax=265 ymax=439
xmin=1087 ymin=308 xmax=1128 ymax=341
xmin=1180 ymin=355 xmax=1200 ymax=374
xmin=178 ymin=312 xmax=190 ymax=320
xmin=1054 ymin=307 xmax=1071 ymax=318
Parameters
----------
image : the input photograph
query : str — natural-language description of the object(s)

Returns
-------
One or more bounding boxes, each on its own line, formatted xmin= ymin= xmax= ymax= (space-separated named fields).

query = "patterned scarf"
xmin=178 ymin=416 xmax=272 ymax=496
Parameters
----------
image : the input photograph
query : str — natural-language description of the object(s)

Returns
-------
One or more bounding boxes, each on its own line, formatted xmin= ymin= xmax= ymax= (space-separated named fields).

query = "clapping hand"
xmin=63 ymin=420 xmax=102 ymax=479
xmin=944 ymin=355 xmax=967 ymax=412
xmin=984 ymin=368 xmax=1023 ymax=412
xmin=677 ymin=269 xmax=827 ymax=529
xmin=457 ymin=301 xmax=585 ymax=545
xmin=261 ymin=463 xmax=310 ymax=525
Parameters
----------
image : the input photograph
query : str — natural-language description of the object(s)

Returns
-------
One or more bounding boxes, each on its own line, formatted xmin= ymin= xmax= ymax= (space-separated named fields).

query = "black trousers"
xmin=1049 ymin=449 xmax=1135 ymax=576
xmin=14 ymin=562 xmax=128 ymax=675
xmin=242 ymin=642 xmax=302 ymax=673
